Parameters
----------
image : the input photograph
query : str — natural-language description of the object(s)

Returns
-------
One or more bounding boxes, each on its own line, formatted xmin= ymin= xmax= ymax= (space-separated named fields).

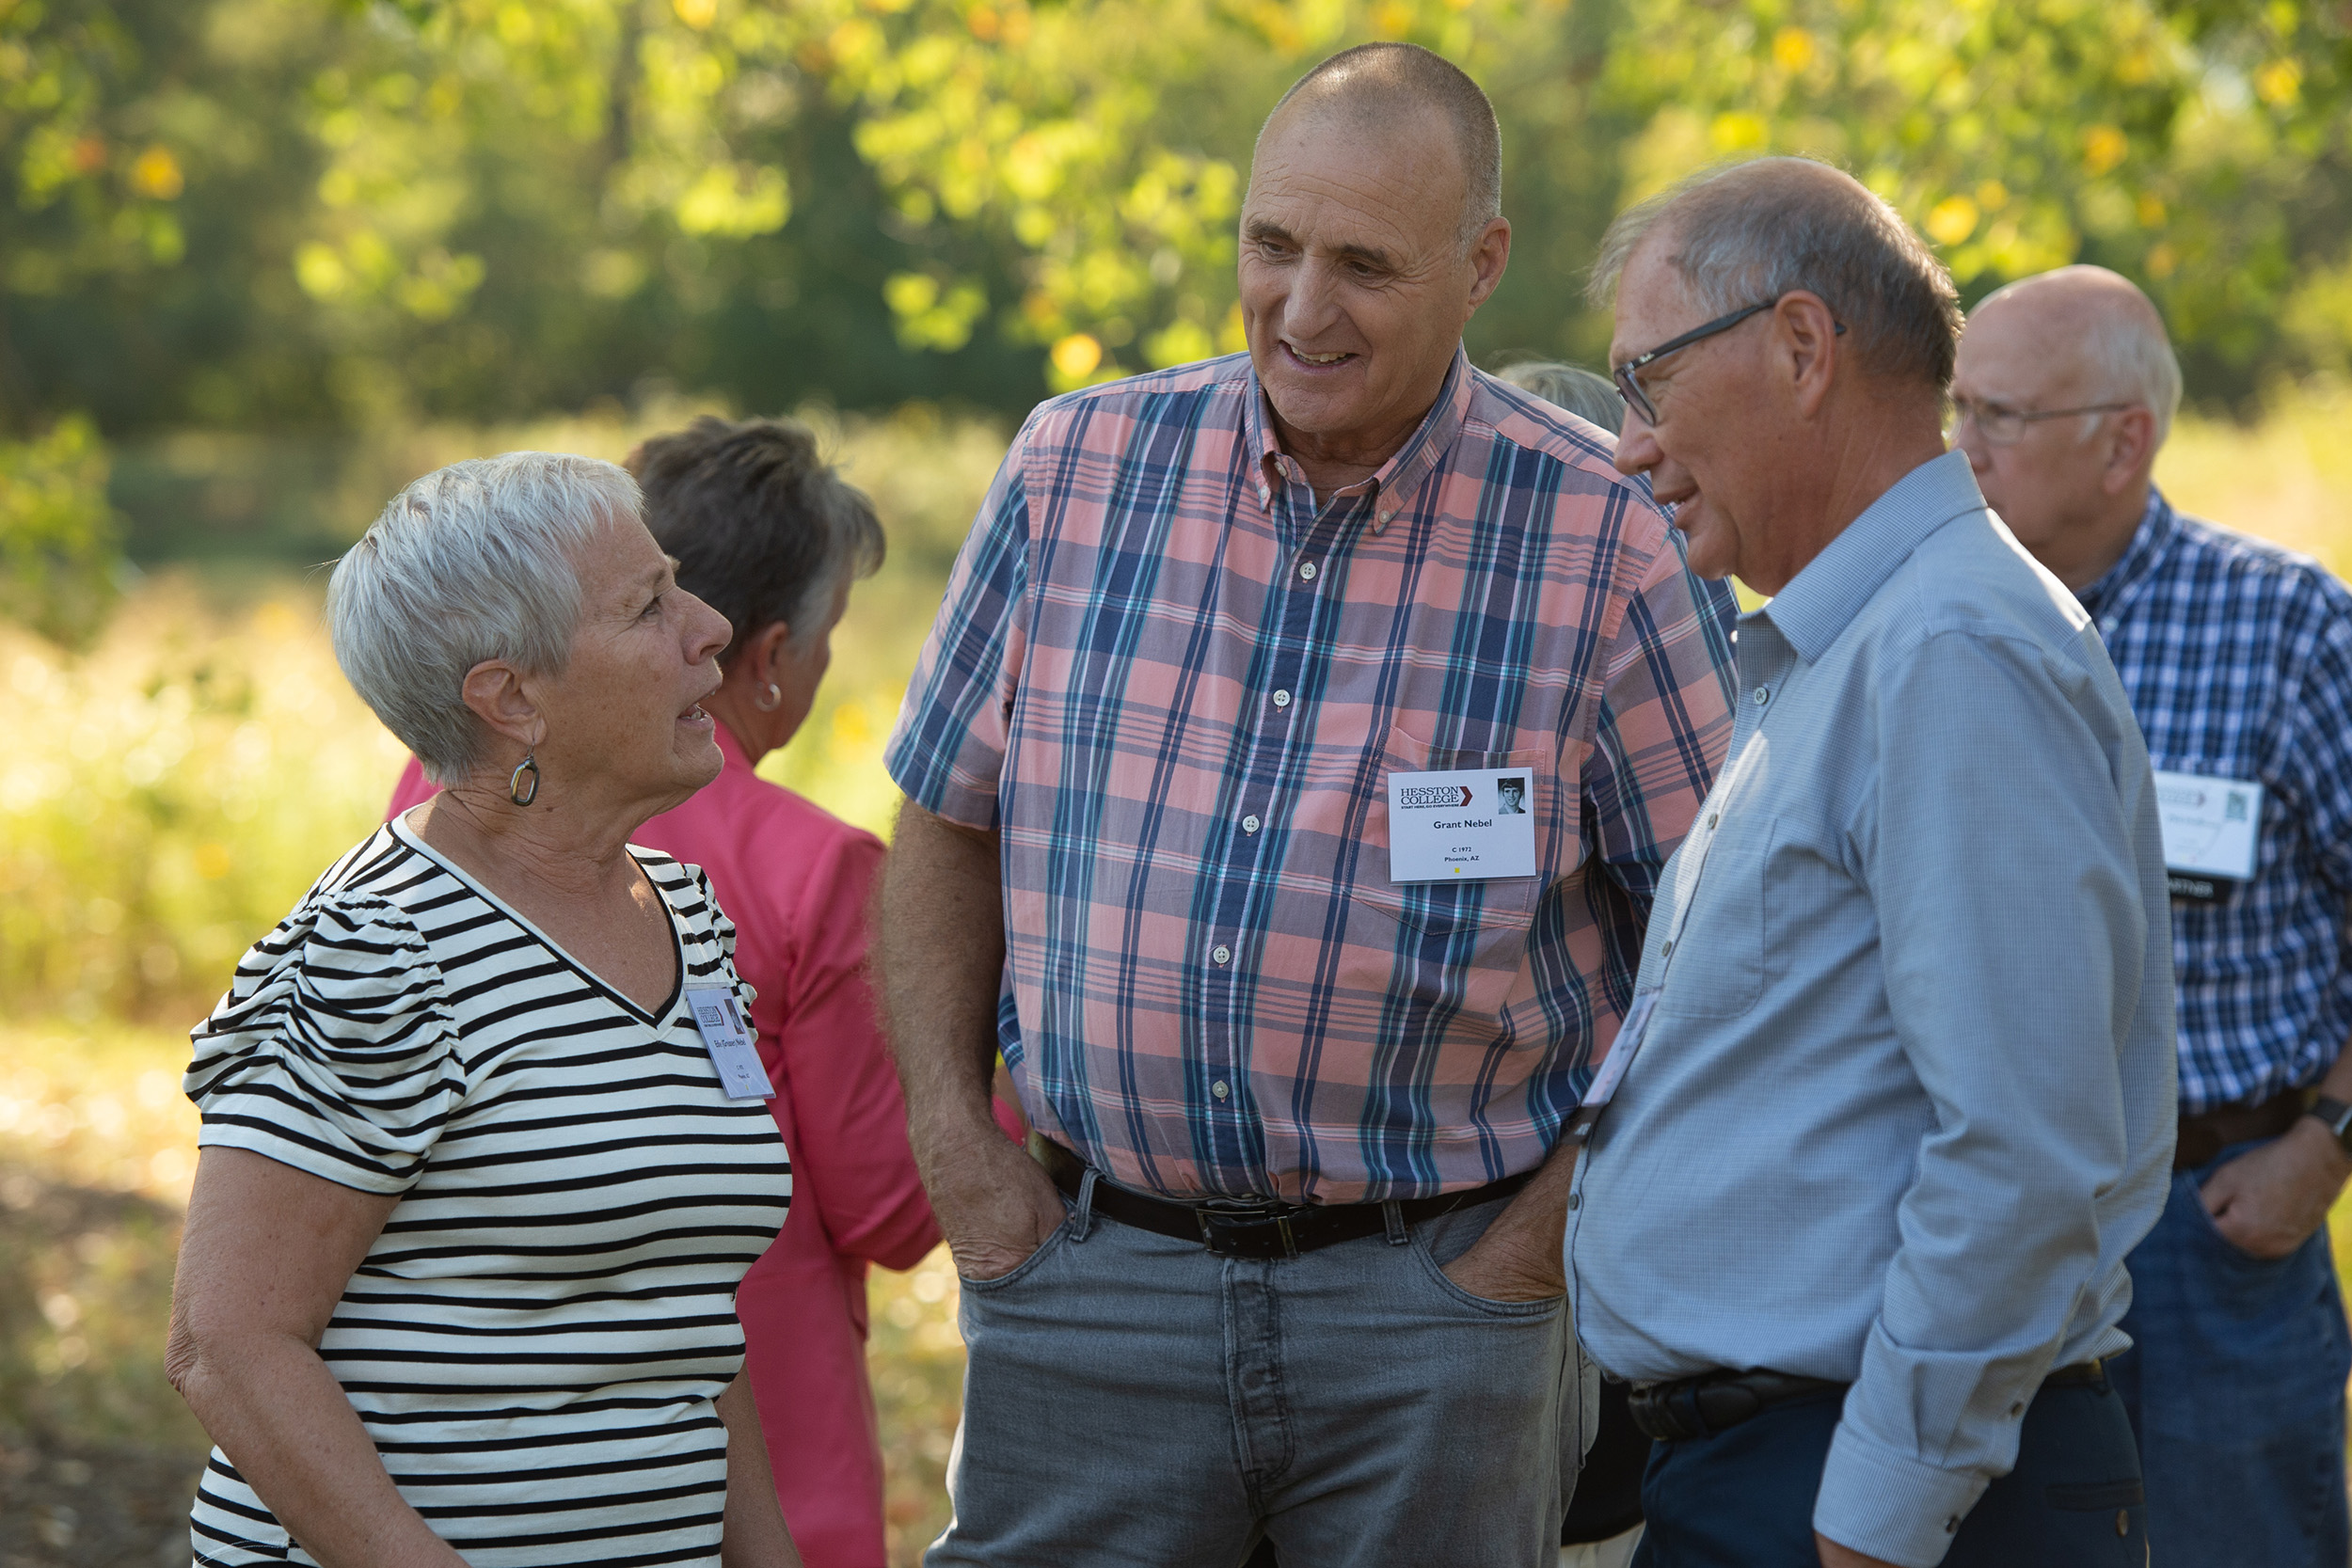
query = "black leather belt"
xmin=1628 ymin=1359 xmax=2107 ymax=1443
xmin=2175 ymin=1086 xmax=2306 ymax=1171
xmin=1037 ymin=1138 xmax=1533 ymax=1260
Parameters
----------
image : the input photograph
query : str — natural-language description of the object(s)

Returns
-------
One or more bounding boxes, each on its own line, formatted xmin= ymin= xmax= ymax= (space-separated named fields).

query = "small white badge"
xmin=686 ymin=986 xmax=773 ymax=1101
xmin=1387 ymin=767 xmax=1539 ymax=883
xmin=2152 ymin=768 xmax=2263 ymax=881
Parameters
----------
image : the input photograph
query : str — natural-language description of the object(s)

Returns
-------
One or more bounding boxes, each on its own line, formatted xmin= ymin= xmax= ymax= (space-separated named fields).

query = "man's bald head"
xmin=1260 ymin=42 xmax=1501 ymax=247
xmin=1592 ymin=156 xmax=1960 ymax=391
xmin=1969 ymin=265 xmax=2182 ymax=445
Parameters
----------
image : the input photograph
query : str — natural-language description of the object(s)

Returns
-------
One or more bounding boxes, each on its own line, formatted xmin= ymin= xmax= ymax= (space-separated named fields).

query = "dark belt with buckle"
xmin=1036 ymin=1138 xmax=1533 ymax=1259
xmin=1628 ymin=1359 xmax=2107 ymax=1443
xmin=2175 ymin=1086 xmax=2306 ymax=1171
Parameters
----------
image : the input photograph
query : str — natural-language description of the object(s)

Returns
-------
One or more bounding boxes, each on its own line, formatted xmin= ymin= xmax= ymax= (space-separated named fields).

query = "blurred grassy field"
xmin=1 ymin=379 xmax=2349 ymax=1564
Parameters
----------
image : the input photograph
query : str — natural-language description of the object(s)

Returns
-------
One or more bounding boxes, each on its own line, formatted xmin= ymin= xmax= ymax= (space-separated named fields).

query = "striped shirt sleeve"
xmin=186 ymin=890 xmax=467 ymax=1195
xmin=887 ymin=434 xmax=1035 ymax=832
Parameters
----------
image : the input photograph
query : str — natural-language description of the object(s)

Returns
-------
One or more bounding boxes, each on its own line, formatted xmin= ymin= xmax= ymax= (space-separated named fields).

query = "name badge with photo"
xmin=2153 ymin=768 xmax=2263 ymax=904
xmin=685 ymin=986 xmax=774 ymax=1101
xmin=1387 ymin=767 xmax=1538 ymax=883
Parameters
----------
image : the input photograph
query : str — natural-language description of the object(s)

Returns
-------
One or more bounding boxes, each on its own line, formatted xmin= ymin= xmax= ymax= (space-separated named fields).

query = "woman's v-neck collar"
xmin=389 ymin=814 xmax=687 ymax=1027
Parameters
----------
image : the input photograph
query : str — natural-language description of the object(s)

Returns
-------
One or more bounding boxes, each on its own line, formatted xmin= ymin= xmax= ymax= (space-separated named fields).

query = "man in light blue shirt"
xmin=1567 ymin=157 xmax=2176 ymax=1568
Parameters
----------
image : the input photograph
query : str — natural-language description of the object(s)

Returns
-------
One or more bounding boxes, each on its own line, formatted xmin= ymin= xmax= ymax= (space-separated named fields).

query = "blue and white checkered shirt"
xmin=2077 ymin=489 xmax=2352 ymax=1116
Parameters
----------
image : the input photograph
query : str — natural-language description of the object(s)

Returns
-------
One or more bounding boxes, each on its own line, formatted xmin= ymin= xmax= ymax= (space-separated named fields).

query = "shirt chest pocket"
xmin=1652 ymin=826 xmax=1769 ymax=1021
xmin=1353 ymin=727 xmax=1570 ymax=941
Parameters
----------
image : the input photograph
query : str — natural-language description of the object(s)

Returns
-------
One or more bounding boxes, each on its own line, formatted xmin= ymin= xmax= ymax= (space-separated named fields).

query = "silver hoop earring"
xmin=753 ymin=682 xmax=784 ymax=713
xmin=509 ymin=752 xmax=541 ymax=807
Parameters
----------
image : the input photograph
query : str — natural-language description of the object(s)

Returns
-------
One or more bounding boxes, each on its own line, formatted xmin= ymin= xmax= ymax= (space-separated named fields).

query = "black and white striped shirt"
xmin=184 ymin=819 xmax=793 ymax=1567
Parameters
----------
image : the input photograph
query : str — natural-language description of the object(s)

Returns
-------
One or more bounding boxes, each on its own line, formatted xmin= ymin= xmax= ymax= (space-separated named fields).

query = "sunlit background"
xmin=5 ymin=0 xmax=2352 ymax=1561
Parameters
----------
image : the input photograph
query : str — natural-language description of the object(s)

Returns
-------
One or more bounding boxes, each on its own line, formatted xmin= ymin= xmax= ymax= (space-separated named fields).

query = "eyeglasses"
xmin=1947 ymin=395 xmax=2136 ymax=447
xmin=1612 ymin=296 xmax=1846 ymax=426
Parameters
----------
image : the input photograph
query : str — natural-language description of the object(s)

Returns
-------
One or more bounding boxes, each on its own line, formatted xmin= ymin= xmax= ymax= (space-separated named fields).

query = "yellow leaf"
xmin=884 ymin=273 xmax=940 ymax=316
xmin=1772 ymin=27 xmax=1814 ymax=73
xmin=1925 ymin=195 xmax=1979 ymax=246
xmin=1708 ymin=112 xmax=1769 ymax=153
xmin=2082 ymin=125 xmax=2128 ymax=178
xmin=2254 ymin=59 xmax=2301 ymax=107
xmin=128 ymin=146 xmax=182 ymax=200
xmin=1051 ymin=333 xmax=1104 ymax=381
xmin=293 ymin=243 xmax=347 ymax=300
xmin=674 ymin=0 xmax=718 ymax=26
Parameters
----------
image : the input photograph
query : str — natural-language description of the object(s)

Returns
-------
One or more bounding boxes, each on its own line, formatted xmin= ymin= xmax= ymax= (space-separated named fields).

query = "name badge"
xmin=1387 ymin=767 xmax=1538 ymax=883
xmin=685 ymin=986 xmax=773 ymax=1101
xmin=1569 ymin=990 xmax=1659 ymax=1142
xmin=2153 ymin=768 xmax=2262 ymax=898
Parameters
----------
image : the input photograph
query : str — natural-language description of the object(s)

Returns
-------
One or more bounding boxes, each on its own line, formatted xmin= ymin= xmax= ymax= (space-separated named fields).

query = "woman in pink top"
xmin=389 ymin=417 xmax=932 ymax=1568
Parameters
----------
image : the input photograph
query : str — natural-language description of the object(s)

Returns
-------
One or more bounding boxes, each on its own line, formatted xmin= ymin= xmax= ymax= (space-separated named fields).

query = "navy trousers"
xmin=2111 ymin=1138 xmax=2352 ymax=1567
xmin=1629 ymin=1375 xmax=2145 ymax=1567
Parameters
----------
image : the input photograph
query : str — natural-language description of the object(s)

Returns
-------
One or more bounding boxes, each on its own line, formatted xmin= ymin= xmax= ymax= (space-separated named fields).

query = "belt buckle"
xmin=1194 ymin=1199 xmax=1300 ymax=1259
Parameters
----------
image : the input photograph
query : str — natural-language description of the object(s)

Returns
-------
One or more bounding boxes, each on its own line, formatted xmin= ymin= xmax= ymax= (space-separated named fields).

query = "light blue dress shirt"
xmin=1567 ymin=451 xmax=2176 ymax=1567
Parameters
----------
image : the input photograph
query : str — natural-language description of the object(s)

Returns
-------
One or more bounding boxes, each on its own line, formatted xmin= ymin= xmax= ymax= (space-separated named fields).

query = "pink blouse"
xmin=388 ymin=728 xmax=937 ymax=1568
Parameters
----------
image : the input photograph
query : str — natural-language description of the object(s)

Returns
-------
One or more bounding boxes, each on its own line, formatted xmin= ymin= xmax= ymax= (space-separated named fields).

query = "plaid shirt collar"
xmin=2075 ymin=488 xmax=2178 ymax=623
xmin=1241 ymin=346 xmax=1473 ymax=539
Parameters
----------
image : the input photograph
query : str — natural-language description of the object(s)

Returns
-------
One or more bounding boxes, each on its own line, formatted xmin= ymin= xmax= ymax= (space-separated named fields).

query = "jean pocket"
xmin=2046 ymin=1480 xmax=2145 ymax=1510
xmin=1406 ymin=1226 xmax=1565 ymax=1322
xmin=2184 ymin=1180 xmax=2298 ymax=1273
xmin=957 ymin=1208 xmax=1076 ymax=1295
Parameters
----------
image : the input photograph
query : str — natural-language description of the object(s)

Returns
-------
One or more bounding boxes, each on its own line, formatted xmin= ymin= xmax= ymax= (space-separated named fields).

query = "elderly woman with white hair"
xmin=166 ymin=451 xmax=802 ymax=1568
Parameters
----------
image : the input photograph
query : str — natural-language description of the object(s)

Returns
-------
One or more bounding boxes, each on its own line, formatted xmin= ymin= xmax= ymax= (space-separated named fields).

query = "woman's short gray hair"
xmin=1494 ymin=360 xmax=1627 ymax=435
xmin=1589 ymin=156 xmax=1963 ymax=391
xmin=327 ymin=451 xmax=641 ymax=784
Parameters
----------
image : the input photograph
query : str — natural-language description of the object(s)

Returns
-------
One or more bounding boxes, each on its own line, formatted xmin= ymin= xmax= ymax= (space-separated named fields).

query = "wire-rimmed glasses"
xmin=1611 ymin=296 xmax=1846 ymax=425
xmin=1947 ymin=395 xmax=2136 ymax=447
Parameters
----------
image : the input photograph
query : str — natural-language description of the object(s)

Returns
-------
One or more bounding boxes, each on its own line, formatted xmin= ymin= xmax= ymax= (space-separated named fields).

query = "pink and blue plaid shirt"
xmin=888 ymin=351 xmax=1738 ymax=1202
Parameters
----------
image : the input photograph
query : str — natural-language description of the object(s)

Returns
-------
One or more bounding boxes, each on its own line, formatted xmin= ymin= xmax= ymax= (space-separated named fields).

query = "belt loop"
xmin=1382 ymin=1199 xmax=1408 ymax=1246
xmin=1073 ymin=1167 xmax=1099 ymax=1243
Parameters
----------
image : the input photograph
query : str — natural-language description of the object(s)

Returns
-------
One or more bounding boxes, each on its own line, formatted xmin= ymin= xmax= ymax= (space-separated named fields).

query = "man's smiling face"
xmin=1237 ymin=103 xmax=1503 ymax=467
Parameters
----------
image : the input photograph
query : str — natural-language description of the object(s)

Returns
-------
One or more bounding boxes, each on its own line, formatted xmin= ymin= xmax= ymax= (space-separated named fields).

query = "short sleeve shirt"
xmin=183 ymin=821 xmax=792 ymax=1568
xmin=886 ymin=351 xmax=1739 ymax=1203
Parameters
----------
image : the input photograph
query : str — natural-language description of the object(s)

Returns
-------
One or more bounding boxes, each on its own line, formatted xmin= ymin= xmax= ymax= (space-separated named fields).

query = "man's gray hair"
xmin=1588 ymin=156 xmax=1963 ymax=390
xmin=1265 ymin=42 xmax=1502 ymax=247
xmin=327 ymin=451 xmax=640 ymax=784
xmin=1976 ymin=270 xmax=2185 ymax=447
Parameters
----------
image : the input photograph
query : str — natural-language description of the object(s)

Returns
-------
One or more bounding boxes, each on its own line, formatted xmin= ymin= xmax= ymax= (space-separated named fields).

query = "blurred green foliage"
xmin=0 ymin=417 xmax=119 ymax=644
xmin=4 ymin=0 xmax=2349 ymax=453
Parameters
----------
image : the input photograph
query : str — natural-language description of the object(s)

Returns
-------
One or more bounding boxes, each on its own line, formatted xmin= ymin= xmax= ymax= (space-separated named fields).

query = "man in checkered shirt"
xmin=874 ymin=42 xmax=1737 ymax=1568
xmin=1956 ymin=265 xmax=2352 ymax=1566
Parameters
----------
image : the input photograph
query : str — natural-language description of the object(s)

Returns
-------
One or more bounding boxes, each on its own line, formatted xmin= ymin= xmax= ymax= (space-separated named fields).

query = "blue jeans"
xmin=2111 ymin=1138 xmax=2352 ymax=1567
xmin=931 ymin=1180 xmax=1571 ymax=1567
xmin=1629 ymin=1374 xmax=2145 ymax=1567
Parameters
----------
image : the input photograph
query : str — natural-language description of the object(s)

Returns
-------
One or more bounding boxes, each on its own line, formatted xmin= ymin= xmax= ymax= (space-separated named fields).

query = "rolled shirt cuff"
xmin=1812 ymin=1419 xmax=1993 ymax=1568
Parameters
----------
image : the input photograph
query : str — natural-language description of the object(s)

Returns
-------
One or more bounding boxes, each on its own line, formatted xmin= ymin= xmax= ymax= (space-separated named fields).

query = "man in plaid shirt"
xmin=876 ymin=42 xmax=1736 ymax=1567
xmin=1956 ymin=265 xmax=2352 ymax=1566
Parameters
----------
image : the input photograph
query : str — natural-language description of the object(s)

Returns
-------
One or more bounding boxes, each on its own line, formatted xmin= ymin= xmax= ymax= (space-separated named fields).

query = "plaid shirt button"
xmin=885 ymin=351 xmax=1740 ymax=1200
